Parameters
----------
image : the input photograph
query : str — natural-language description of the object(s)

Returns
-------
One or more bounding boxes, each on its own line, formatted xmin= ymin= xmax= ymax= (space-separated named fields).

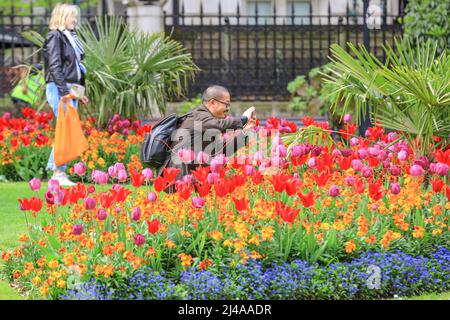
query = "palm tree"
xmin=323 ymin=38 xmax=449 ymax=158
xmin=78 ymin=16 xmax=198 ymax=128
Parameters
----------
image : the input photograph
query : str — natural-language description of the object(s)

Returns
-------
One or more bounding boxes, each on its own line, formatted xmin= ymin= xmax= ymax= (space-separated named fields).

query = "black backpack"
xmin=140 ymin=111 xmax=193 ymax=168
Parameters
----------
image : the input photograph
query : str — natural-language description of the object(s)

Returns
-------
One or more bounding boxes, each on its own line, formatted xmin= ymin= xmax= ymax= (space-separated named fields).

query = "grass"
xmin=0 ymin=181 xmax=449 ymax=300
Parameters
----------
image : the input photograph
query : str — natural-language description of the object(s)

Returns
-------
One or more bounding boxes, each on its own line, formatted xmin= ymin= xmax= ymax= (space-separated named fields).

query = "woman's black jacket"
xmin=43 ymin=30 xmax=85 ymax=96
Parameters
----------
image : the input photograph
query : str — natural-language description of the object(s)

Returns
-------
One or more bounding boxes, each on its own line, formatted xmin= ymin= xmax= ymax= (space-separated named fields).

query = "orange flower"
xmin=165 ymin=240 xmax=177 ymax=249
xmin=19 ymin=234 xmax=29 ymax=242
xmin=413 ymin=226 xmax=425 ymax=239
xmin=178 ymin=253 xmax=193 ymax=268
xmin=13 ymin=270 xmax=21 ymax=279
xmin=209 ymin=230 xmax=223 ymax=241
xmin=345 ymin=240 xmax=356 ymax=253
xmin=47 ymin=259 xmax=59 ymax=269
xmin=365 ymin=235 xmax=376 ymax=244
xmin=1 ymin=251 xmax=11 ymax=261
xmin=104 ymin=264 xmax=114 ymax=277
xmin=32 ymin=276 xmax=42 ymax=286
xmin=39 ymin=285 xmax=48 ymax=298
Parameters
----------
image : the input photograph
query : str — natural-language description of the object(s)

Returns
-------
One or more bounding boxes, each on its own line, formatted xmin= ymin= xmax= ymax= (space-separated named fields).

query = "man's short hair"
xmin=202 ymin=85 xmax=229 ymax=103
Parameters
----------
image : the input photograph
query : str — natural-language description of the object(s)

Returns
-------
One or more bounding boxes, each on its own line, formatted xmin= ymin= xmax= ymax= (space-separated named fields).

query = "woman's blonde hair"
xmin=49 ymin=3 xmax=80 ymax=31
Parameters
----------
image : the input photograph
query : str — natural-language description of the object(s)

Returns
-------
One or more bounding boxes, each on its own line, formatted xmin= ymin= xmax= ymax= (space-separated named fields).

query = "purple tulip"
xmin=133 ymin=234 xmax=145 ymax=246
xmin=341 ymin=149 xmax=353 ymax=157
xmin=84 ymin=197 xmax=97 ymax=210
xmin=45 ymin=191 xmax=55 ymax=205
xmin=387 ymin=167 xmax=400 ymax=178
xmin=430 ymin=162 xmax=449 ymax=176
xmin=311 ymin=146 xmax=321 ymax=157
xmin=131 ymin=206 xmax=141 ymax=221
xmin=192 ymin=196 xmax=206 ymax=208
xmin=72 ymin=224 xmax=83 ymax=236
xmin=390 ymin=183 xmax=401 ymax=195
xmin=29 ymin=178 xmax=41 ymax=191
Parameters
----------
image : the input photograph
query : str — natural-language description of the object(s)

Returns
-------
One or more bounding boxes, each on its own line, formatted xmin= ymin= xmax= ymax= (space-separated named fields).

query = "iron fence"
xmin=164 ymin=0 xmax=405 ymax=100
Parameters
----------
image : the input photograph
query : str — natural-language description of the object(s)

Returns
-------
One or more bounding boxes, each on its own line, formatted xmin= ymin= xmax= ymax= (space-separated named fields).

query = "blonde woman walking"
xmin=44 ymin=3 xmax=89 ymax=186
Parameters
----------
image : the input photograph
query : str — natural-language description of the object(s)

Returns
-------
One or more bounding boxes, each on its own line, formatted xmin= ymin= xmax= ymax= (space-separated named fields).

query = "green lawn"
xmin=0 ymin=182 xmax=449 ymax=300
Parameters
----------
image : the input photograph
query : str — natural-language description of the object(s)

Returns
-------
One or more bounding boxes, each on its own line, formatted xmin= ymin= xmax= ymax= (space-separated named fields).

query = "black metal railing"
xmin=164 ymin=0 xmax=405 ymax=101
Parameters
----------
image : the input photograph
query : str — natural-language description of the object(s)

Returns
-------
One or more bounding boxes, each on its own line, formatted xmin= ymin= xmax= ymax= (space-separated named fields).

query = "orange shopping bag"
xmin=54 ymin=99 xmax=88 ymax=166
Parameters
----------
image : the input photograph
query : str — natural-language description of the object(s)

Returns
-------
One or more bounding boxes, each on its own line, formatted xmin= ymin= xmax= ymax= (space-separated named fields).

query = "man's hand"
xmin=81 ymin=96 xmax=89 ymax=105
xmin=242 ymin=106 xmax=255 ymax=120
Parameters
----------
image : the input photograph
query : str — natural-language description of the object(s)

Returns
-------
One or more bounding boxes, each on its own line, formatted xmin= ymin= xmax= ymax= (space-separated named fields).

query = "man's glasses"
xmin=211 ymin=98 xmax=230 ymax=108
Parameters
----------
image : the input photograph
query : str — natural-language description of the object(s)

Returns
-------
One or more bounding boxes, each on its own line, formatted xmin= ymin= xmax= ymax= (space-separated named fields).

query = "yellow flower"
xmin=57 ymin=280 xmax=66 ymax=289
xmin=165 ymin=240 xmax=177 ymax=249
xmin=209 ymin=230 xmax=223 ymax=241
xmin=48 ymin=259 xmax=59 ymax=269
xmin=261 ymin=226 xmax=274 ymax=241
xmin=223 ymin=239 xmax=233 ymax=248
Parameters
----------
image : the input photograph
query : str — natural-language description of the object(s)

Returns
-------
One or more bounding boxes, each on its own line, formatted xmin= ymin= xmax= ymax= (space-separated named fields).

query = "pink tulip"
xmin=357 ymin=148 xmax=369 ymax=159
xmin=196 ymin=151 xmax=210 ymax=164
xmin=245 ymin=165 xmax=256 ymax=176
xmin=84 ymin=197 xmax=97 ymax=210
xmin=311 ymin=146 xmax=321 ymax=157
xmin=368 ymin=147 xmax=379 ymax=157
xmin=182 ymin=174 xmax=194 ymax=185
xmin=210 ymin=159 xmax=223 ymax=173
xmin=29 ymin=178 xmax=41 ymax=191
xmin=390 ymin=183 xmax=401 ymax=195
xmin=178 ymin=148 xmax=195 ymax=163
xmin=343 ymin=114 xmax=352 ymax=123
xmin=361 ymin=166 xmax=373 ymax=178
xmin=351 ymin=159 xmax=363 ymax=171
xmin=345 ymin=176 xmax=355 ymax=186
xmin=97 ymin=209 xmax=108 ymax=221
xmin=142 ymin=168 xmax=154 ymax=180
xmin=131 ymin=206 xmax=141 ymax=221
xmin=133 ymin=234 xmax=145 ymax=246
xmin=270 ymin=156 xmax=282 ymax=168
xmin=48 ymin=179 xmax=60 ymax=193
xmin=147 ymin=192 xmax=157 ymax=202
xmin=92 ymin=170 xmax=109 ymax=185
xmin=114 ymin=163 xmax=126 ymax=172
xmin=307 ymin=157 xmax=317 ymax=168
xmin=117 ymin=169 xmax=127 ymax=182
xmin=192 ymin=196 xmax=206 ymax=208
xmin=350 ymin=138 xmax=359 ymax=147
xmin=74 ymin=162 xmax=86 ymax=176
xmin=398 ymin=150 xmax=408 ymax=161
xmin=108 ymin=165 xmax=117 ymax=178
xmin=207 ymin=173 xmax=220 ymax=185
xmin=410 ymin=165 xmax=424 ymax=177
xmin=390 ymin=165 xmax=401 ymax=176
xmin=329 ymin=185 xmax=341 ymax=197
xmin=431 ymin=162 xmax=449 ymax=176
xmin=377 ymin=150 xmax=388 ymax=161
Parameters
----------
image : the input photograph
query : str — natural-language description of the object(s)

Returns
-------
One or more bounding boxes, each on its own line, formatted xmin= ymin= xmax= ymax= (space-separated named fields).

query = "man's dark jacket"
xmin=159 ymin=104 xmax=248 ymax=190
xmin=43 ymin=30 xmax=85 ymax=96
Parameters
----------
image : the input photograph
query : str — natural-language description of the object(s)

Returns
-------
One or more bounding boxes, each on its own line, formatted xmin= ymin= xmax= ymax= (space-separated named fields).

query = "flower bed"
xmin=1 ymin=111 xmax=449 ymax=300
xmin=0 ymin=109 xmax=151 ymax=181
xmin=60 ymin=247 xmax=450 ymax=300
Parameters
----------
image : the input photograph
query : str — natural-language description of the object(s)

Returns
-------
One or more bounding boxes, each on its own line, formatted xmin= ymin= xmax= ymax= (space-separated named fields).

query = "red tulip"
xmin=276 ymin=202 xmax=300 ymax=224
xmin=432 ymin=179 xmax=445 ymax=193
xmin=232 ymin=197 xmax=249 ymax=211
xmin=147 ymin=219 xmax=161 ymax=234
xmin=298 ymin=190 xmax=315 ymax=208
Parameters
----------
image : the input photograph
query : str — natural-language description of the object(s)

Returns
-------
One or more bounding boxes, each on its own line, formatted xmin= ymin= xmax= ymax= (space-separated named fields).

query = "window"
xmin=287 ymin=0 xmax=311 ymax=25
xmin=247 ymin=0 xmax=272 ymax=25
